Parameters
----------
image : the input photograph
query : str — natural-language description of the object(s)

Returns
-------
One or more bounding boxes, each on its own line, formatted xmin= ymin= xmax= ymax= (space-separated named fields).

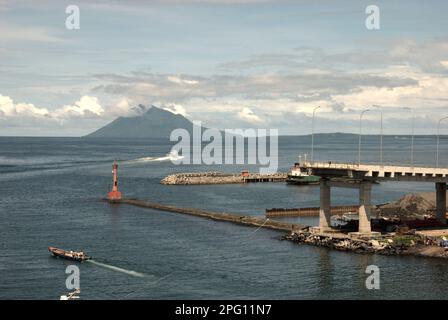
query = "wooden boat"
xmin=48 ymin=246 xmax=90 ymax=262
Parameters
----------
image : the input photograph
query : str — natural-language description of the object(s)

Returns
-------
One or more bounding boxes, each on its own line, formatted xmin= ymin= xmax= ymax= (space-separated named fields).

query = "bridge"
xmin=300 ymin=161 xmax=448 ymax=238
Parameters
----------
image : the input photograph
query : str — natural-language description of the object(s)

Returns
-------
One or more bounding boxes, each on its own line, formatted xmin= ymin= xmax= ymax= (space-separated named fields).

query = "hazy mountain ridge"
xmin=85 ymin=106 xmax=196 ymax=139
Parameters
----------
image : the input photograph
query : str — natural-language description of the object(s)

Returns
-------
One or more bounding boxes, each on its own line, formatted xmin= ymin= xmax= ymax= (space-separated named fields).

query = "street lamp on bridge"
xmin=358 ymin=109 xmax=370 ymax=165
xmin=436 ymin=115 xmax=448 ymax=168
xmin=402 ymin=107 xmax=415 ymax=167
xmin=311 ymin=106 xmax=321 ymax=163
xmin=373 ymin=105 xmax=383 ymax=166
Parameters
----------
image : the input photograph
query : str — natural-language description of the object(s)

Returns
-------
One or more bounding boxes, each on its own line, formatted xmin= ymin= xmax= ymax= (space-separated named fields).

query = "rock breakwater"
xmin=161 ymin=171 xmax=287 ymax=185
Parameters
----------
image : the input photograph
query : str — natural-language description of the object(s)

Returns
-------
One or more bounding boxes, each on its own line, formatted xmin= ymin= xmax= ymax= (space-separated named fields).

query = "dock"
xmin=112 ymin=198 xmax=305 ymax=232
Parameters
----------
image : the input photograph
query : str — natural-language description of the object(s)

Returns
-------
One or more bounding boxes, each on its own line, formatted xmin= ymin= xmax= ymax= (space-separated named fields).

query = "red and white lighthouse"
xmin=107 ymin=160 xmax=122 ymax=201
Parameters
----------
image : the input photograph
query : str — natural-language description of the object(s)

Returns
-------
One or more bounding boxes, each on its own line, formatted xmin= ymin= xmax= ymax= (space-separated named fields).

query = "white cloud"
xmin=331 ymin=72 xmax=448 ymax=112
xmin=167 ymin=75 xmax=199 ymax=85
xmin=0 ymin=94 xmax=107 ymax=120
xmin=0 ymin=94 xmax=49 ymax=117
xmin=163 ymin=103 xmax=188 ymax=116
xmin=237 ymin=107 xmax=263 ymax=124
xmin=53 ymin=96 xmax=104 ymax=119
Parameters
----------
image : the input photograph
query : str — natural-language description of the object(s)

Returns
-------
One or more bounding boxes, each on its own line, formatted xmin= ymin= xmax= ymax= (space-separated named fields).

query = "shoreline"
xmin=282 ymin=231 xmax=448 ymax=259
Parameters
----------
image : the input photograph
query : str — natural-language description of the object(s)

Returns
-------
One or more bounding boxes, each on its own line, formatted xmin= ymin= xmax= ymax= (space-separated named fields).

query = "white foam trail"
xmin=87 ymin=260 xmax=146 ymax=278
xmin=128 ymin=150 xmax=184 ymax=164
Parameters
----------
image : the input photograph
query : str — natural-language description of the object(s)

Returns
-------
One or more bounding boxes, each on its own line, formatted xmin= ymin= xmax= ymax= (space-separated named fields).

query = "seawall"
xmin=114 ymin=198 xmax=304 ymax=232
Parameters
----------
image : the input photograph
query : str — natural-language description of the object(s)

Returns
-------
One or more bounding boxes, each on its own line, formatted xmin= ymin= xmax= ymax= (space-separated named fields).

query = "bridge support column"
xmin=436 ymin=182 xmax=447 ymax=224
xmin=318 ymin=179 xmax=332 ymax=231
xmin=349 ymin=181 xmax=380 ymax=239
xmin=358 ymin=182 xmax=372 ymax=234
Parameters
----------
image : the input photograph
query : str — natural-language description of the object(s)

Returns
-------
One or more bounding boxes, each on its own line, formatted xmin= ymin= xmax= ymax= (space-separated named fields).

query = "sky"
xmin=1 ymin=0 xmax=448 ymax=136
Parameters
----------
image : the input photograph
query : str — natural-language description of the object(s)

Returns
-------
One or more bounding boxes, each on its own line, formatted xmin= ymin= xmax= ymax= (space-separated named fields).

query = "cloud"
xmin=0 ymin=94 xmax=49 ymax=118
xmin=220 ymin=41 xmax=448 ymax=76
xmin=3 ymin=35 xmax=448 ymax=135
xmin=167 ymin=75 xmax=199 ymax=85
xmin=0 ymin=22 xmax=63 ymax=43
xmin=0 ymin=94 xmax=109 ymax=120
xmin=0 ymin=93 xmax=132 ymax=136
xmin=162 ymin=103 xmax=188 ymax=116
xmin=237 ymin=107 xmax=263 ymax=124
xmin=92 ymin=70 xmax=416 ymax=103
xmin=331 ymin=69 xmax=448 ymax=112
xmin=53 ymin=96 xmax=105 ymax=119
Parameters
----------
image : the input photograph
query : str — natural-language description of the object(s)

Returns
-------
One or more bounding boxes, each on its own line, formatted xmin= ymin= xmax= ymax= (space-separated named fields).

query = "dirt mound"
xmin=378 ymin=192 xmax=440 ymax=219
xmin=395 ymin=193 xmax=435 ymax=214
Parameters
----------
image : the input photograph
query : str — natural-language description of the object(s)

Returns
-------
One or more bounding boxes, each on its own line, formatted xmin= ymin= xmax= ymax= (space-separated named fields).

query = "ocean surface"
xmin=1 ymin=134 xmax=448 ymax=300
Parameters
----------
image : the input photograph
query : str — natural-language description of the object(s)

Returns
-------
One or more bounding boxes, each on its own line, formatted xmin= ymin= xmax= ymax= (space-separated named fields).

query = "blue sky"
xmin=1 ymin=0 xmax=448 ymax=136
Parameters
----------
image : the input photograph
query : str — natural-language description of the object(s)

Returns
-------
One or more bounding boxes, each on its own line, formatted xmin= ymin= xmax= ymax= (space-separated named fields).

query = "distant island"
xmin=85 ymin=105 xmax=196 ymax=139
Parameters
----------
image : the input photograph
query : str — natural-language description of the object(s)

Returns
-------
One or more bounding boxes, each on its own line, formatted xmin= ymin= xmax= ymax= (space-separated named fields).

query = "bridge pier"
xmin=319 ymin=179 xmax=332 ymax=231
xmin=348 ymin=181 xmax=380 ymax=238
xmin=435 ymin=182 xmax=447 ymax=224
xmin=313 ymin=179 xmax=379 ymax=237
xmin=358 ymin=182 xmax=372 ymax=233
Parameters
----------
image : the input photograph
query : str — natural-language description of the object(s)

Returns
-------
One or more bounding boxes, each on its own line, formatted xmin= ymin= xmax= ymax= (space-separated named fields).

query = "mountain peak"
xmin=85 ymin=104 xmax=193 ymax=139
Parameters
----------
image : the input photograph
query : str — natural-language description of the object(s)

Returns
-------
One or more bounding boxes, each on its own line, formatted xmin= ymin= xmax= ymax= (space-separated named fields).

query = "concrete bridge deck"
xmin=300 ymin=161 xmax=448 ymax=238
xmin=301 ymin=161 xmax=448 ymax=182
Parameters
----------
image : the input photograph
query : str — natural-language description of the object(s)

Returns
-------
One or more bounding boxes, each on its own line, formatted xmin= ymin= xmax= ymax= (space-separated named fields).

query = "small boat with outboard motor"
xmin=48 ymin=246 xmax=90 ymax=262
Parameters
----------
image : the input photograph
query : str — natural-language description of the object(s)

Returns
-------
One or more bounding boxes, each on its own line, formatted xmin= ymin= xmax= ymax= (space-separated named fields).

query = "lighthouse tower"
xmin=107 ymin=160 xmax=122 ymax=201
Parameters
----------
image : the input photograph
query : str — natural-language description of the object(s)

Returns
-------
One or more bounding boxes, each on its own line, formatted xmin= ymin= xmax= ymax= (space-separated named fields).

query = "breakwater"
xmin=115 ymin=198 xmax=304 ymax=232
xmin=161 ymin=171 xmax=287 ymax=185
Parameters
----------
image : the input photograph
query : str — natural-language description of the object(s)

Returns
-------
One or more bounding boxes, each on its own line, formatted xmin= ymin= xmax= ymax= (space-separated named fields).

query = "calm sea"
xmin=1 ymin=134 xmax=448 ymax=299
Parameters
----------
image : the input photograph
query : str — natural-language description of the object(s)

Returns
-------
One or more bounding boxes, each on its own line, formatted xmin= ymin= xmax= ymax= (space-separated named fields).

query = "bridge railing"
xmin=301 ymin=161 xmax=360 ymax=169
xmin=301 ymin=160 xmax=448 ymax=174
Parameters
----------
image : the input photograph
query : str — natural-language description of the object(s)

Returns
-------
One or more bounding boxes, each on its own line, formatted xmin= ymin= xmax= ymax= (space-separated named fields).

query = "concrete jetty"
xmin=114 ymin=198 xmax=305 ymax=232
xmin=161 ymin=171 xmax=287 ymax=185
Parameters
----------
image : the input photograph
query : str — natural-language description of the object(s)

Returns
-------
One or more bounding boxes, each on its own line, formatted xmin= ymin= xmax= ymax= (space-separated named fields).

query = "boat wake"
xmin=129 ymin=150 xmax=184 ymax=164
xmin=87 ymin=260 xmax=147 ymax=278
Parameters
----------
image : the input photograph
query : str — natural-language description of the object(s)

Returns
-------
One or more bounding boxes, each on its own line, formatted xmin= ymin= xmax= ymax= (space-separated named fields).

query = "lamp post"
xmin=311 ymin=106 xmax=321 ymax=163
xmin=404 ymin=107 xmax=415 ymax=167
xmin=373 ymin=105 xmax=383 ymax=166
xmin=358 ymin=109 xmax=370 ymax=165
xmin=436 ymin=116 xmax=448 ymax=168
